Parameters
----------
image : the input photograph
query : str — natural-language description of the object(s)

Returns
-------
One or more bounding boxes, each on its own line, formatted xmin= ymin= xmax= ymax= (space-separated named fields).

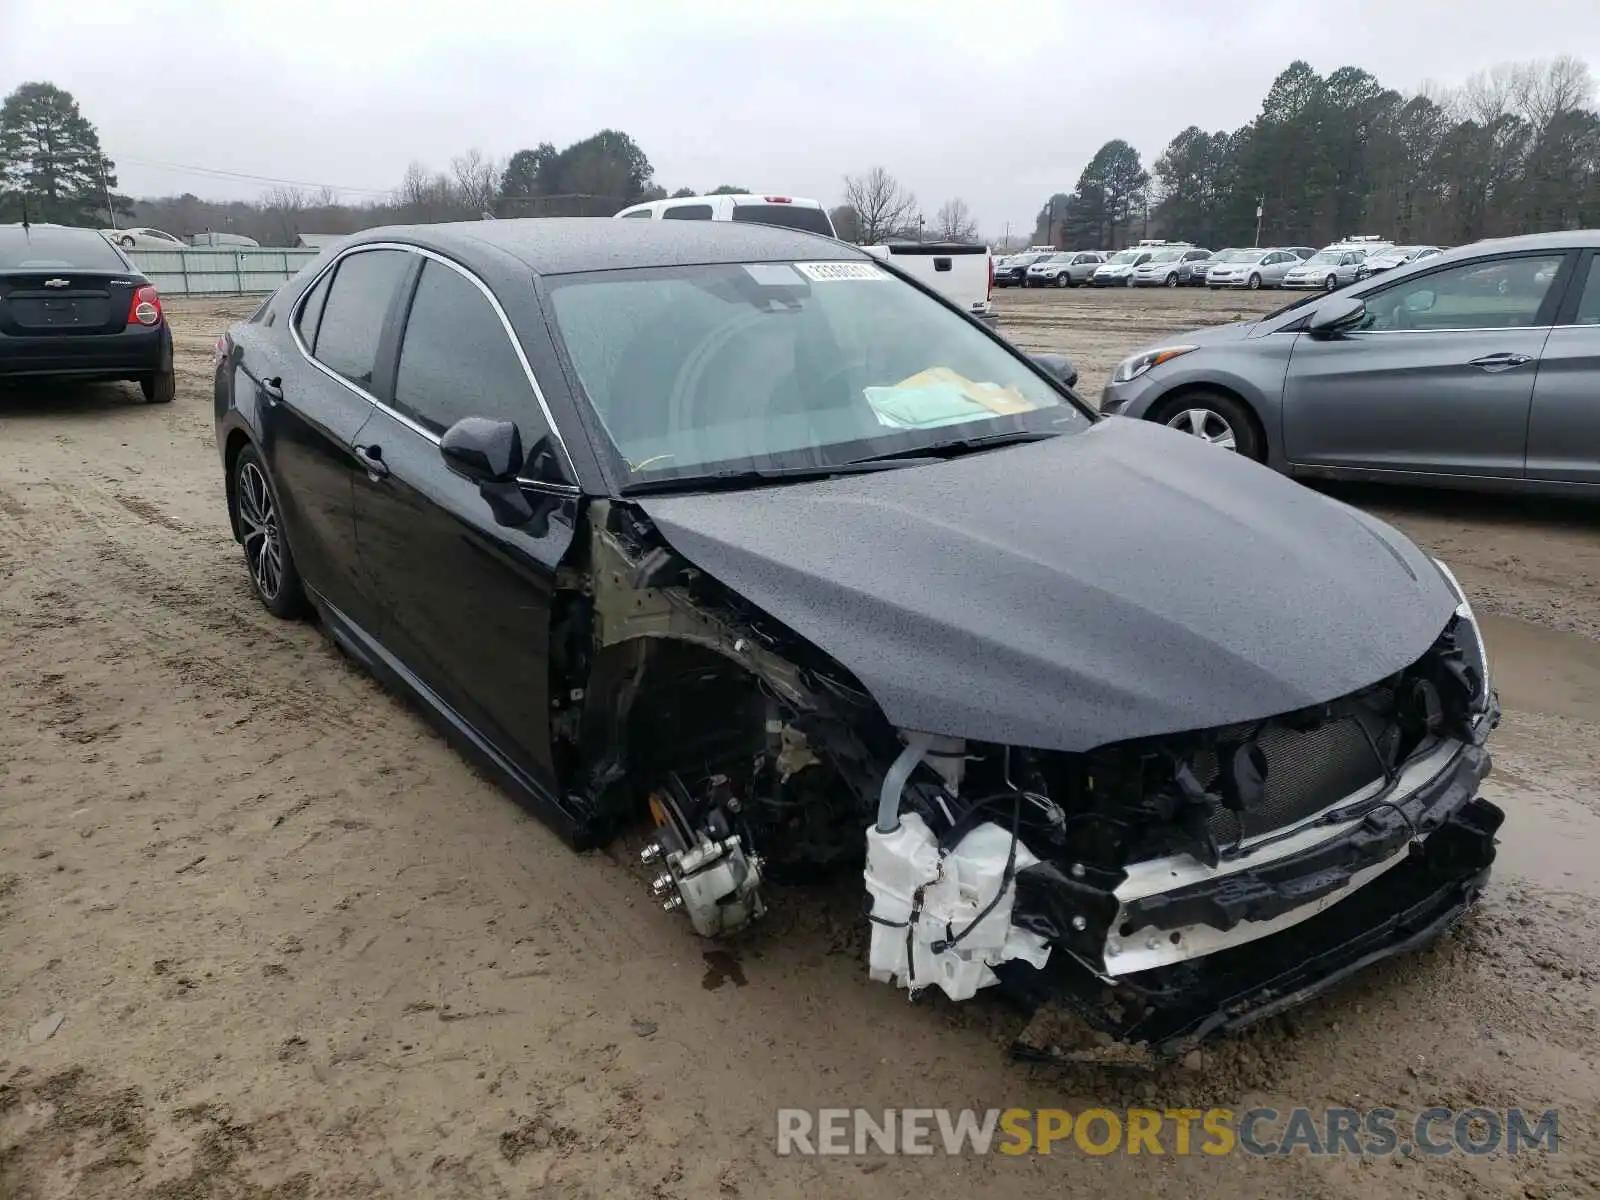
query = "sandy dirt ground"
xmin=1 ymin=293 xmax=1597 ymax=1199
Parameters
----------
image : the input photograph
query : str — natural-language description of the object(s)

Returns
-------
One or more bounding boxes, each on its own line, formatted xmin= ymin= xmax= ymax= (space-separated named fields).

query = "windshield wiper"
xmin=849 ymin=427 xmax=1063 ymax=465
xmin=619 ymin=457 xmax=940 ymax=495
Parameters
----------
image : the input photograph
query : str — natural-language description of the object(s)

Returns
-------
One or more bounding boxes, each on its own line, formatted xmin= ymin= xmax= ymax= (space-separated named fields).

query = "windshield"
xmin=1142 ymin=249 xmax=1183 ymax=264
xmin=1304 ymin=250 xmax=1342 ymax=265
xmin=1045 ymin=253 xmax=1073 ymax=263
xmin=1106 ymin=250 xmax=1140 ymax=265
xmin=1215 ymin=249 xmax=1260 ymax=263
xmin=0 ymin=226 xmax=126 ymax=270
xmin=545 ymin=260 xmax=1091 ymax=488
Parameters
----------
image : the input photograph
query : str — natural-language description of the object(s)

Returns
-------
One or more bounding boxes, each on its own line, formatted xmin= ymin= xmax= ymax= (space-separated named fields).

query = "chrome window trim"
xmin=1350 ymin=325 xmax=1554 ymax=336
xmin=288 ymin=241 xmax=578 ymax=477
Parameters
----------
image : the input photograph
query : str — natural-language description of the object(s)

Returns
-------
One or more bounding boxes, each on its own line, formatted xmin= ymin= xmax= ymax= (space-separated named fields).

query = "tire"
xmin=233 ymin=445 xmax=309 ymax=619
xmin=118 ymin=234 xmax=136 ymax=249
xmin=1207 ymin=285 xmax=1218 ymax=291
xmin=140 ymin=369 xmax=175 ymax=404
xmin=1165 ymin=273 xmax=1179 ymax=288
xmin=1324 ymin=274 xmax=1339 ymax=291
xmin=1147 ymin=391 xmax=1264 ymax=461
xmin=1247 ymin=273 xmax=1262 ymax=290
xmin=1054 ymin=273 xmax=1070 ymax=289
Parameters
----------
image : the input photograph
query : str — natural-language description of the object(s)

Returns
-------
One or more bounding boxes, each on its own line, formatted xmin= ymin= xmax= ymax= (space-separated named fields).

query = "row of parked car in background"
xmin=995 ymin=237 xmax=1446 ymax=292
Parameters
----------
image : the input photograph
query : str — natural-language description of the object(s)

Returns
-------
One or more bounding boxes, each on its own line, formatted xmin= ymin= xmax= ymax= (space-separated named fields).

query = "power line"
xmin=117 ymin=156 xmax=394 ymax=196
xmin=3 ymin=148 xmax=394 ymax=196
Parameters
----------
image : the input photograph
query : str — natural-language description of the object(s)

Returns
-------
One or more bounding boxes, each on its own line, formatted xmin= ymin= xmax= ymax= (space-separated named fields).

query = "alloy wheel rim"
xmin=1166 ymin=408 xmax=1237 ymax=451
xmin=238 ymin=462 xmax=283 ymax=601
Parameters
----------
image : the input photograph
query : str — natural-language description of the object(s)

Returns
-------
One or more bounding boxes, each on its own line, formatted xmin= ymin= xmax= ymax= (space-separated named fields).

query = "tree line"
xmin=1036 ymin=56 xmax=1600 ymax=251
xmin=0 ymin=81 xmax=981 ymax=248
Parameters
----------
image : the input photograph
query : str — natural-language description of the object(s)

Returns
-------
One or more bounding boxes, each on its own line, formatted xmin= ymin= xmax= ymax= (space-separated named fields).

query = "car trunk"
xmin=0 ymin=271 xmax=137 ymax=337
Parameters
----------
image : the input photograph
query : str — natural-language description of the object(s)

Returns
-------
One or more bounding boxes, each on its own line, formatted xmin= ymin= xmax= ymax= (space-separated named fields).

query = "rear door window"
xmin=392 ymin=259 xmax=550 ymax=439
xmin=311 ymin=249 xmax=411 ymax=390
xmin=663 ymin=204 xmax=713 ymax=220
xmin=1572 ymin=256 xmax=1600 ymax=327
xmin=296 ymin=272 xmax=333 ymax=347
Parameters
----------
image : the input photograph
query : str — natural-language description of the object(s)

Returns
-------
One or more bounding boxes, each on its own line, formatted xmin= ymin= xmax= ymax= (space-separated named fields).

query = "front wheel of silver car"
xmin=1054 ymin=272 xmax=1070 ymax=288
xmin=1149 ymin=392 xmax=1264 ymax=460
xmin=1247 ymin=273 xmax=1261 ymax=290
xmin=1324 ymin=274 xmax=1339 ymax=291
xmin=235 ymin=448 xmax=309 ymax=619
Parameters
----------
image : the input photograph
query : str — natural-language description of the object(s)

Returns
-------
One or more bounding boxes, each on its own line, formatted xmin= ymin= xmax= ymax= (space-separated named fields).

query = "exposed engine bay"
xmin=550 ymin=500 xmax=1502 ymax=1053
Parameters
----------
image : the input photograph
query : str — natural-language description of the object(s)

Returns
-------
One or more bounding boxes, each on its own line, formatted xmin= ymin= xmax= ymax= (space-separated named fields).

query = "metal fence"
xmin=128 ymin=247 xmax=321 ymax=296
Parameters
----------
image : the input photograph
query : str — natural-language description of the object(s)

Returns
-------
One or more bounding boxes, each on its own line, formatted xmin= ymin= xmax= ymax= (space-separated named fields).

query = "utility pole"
xmin=1254 ymin=196 xmax=1264 ymax=247
xmin=99 ymin=157 xmax=117 ymax=229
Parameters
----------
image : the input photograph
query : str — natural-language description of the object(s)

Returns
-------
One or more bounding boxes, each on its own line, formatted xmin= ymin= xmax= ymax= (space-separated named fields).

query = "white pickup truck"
xmin=861 ymin=241 xmax=995 ymax=325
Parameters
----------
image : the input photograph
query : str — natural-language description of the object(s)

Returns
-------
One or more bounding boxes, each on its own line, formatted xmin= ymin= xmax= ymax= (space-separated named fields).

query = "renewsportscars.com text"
xmin=775 ymin=1106 xmax=1560 ymax=1157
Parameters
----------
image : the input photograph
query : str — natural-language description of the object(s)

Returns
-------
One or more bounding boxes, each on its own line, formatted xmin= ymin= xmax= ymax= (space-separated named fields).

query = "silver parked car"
xmin=1131 ymin=247 xmax=1213 ymax=287
xmin=1024 ymin=250 xmax=1105 ymax=288
xmin=1099 ymin=230 xmax=1600 ymax=493
xmin=1091 ymin=248 xmax=1154 ymax=286
xmin=1205 ymin=248 xmax=1301 ymax=290
xmin=1283 ymin=244 xmax=1391 ymax=291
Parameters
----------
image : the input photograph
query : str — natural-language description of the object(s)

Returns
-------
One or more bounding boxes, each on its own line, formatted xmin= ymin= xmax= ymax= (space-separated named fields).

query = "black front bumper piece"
xmin=1001 ymin=740 xmax=1503 ymax=1055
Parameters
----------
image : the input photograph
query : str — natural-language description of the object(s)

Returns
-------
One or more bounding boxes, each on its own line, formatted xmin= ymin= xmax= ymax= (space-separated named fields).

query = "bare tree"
xmin=1514 ymin=56 xmax=1594 ymax=134
xmin=451 ymin=147 xmax=499 ymax=216
xmin=397 ymin=161 xmax=458 ymax=223
xmin=933 ymin=197 xmax=979 ymax=241
xmin=840 ymin=167 xmax=919 ymax=244
xmin=262 ymin=186 xmax=306 ymax=246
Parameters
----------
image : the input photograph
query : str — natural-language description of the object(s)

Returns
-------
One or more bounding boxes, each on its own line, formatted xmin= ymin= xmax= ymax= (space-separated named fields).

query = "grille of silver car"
xmin=1194 ymin=693 xmax=1400 ymax=846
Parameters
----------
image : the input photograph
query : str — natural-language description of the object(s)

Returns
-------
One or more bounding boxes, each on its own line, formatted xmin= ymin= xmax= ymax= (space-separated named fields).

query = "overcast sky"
xmin=3 ymin=0 xmax=1597 ymax=236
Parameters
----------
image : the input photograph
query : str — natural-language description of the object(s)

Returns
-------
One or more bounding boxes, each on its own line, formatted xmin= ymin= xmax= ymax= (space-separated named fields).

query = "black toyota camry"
xmin=214 ymin=218 xmax=1502 ymax=1051
xmin=0 ymin=223 xmax=175 ymax=402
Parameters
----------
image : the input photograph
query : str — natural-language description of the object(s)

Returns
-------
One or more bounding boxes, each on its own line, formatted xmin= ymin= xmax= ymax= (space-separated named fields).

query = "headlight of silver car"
xmin=1111 ymin=345 xmax=1199 ymax=383
xmin=1433 ymin=556 xmax=1491 ymax=713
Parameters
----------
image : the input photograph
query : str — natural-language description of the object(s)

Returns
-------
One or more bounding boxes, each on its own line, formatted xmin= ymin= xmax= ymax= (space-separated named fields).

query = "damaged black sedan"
xmin=215 ymin=219 xmax=1501 ymax=1052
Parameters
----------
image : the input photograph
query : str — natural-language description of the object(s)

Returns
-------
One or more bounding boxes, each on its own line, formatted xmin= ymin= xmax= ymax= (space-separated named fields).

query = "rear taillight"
xmin=763 ymin=196 xmax=793 ymax=203
xmin=128 ymin=285 xmax=163 ymax=327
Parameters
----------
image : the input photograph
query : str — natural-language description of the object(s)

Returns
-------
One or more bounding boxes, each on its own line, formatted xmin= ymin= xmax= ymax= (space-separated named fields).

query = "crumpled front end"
xmin=862 ymin=573 xmax=1501 ymax=1052
xmin=569 ymin=500 xmax=1500 ymax=1053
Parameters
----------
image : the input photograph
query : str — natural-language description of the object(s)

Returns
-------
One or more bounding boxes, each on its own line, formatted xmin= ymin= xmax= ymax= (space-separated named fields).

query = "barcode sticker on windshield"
xmin=795 ymin=261 xmax=887 ymax=282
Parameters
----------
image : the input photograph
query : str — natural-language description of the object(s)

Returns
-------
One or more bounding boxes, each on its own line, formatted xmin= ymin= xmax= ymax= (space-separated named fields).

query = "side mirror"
xmin=1030 ymin=352 xmax=1079 ymax=390
xmin=440 ymin=416 xmax=522 ymax=484
xmin=1307 ymin=296 xmax=1367 ymax=337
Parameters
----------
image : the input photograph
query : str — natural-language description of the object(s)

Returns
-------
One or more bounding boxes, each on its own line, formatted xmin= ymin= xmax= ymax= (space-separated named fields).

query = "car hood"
xmin=635 ymin=419 xmax=1456 ymax=753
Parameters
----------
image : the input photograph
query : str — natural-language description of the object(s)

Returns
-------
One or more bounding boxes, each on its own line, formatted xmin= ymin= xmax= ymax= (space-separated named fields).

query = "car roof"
xmin=336 ymin=217 xmax=861 ymax=277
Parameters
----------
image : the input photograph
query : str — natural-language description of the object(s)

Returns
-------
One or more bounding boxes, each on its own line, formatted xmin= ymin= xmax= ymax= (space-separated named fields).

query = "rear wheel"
xmin=118 ymin=234 xmax=136 ymax=250
xmin=1148 ymin=391 xmax=1264 ymax=461
xmin=140 ymin=369 xmax=175 ymax=404
xmin=234 ymin=446 xmax=309 ymax=619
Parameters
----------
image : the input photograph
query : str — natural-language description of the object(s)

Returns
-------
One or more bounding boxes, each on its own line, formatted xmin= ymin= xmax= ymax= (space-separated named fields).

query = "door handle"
xmin=260 ymin=376 xmax=283 ymax=404
xmin=355 ymin=444 xmax=389 ymax=480
xmin=1466 ymin=353 xmax=1532 ymax=373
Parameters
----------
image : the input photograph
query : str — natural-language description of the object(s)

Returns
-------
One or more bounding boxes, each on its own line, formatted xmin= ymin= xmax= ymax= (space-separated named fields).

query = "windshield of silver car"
xmin=545 ymin=261 xmax=1090 ymax=484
